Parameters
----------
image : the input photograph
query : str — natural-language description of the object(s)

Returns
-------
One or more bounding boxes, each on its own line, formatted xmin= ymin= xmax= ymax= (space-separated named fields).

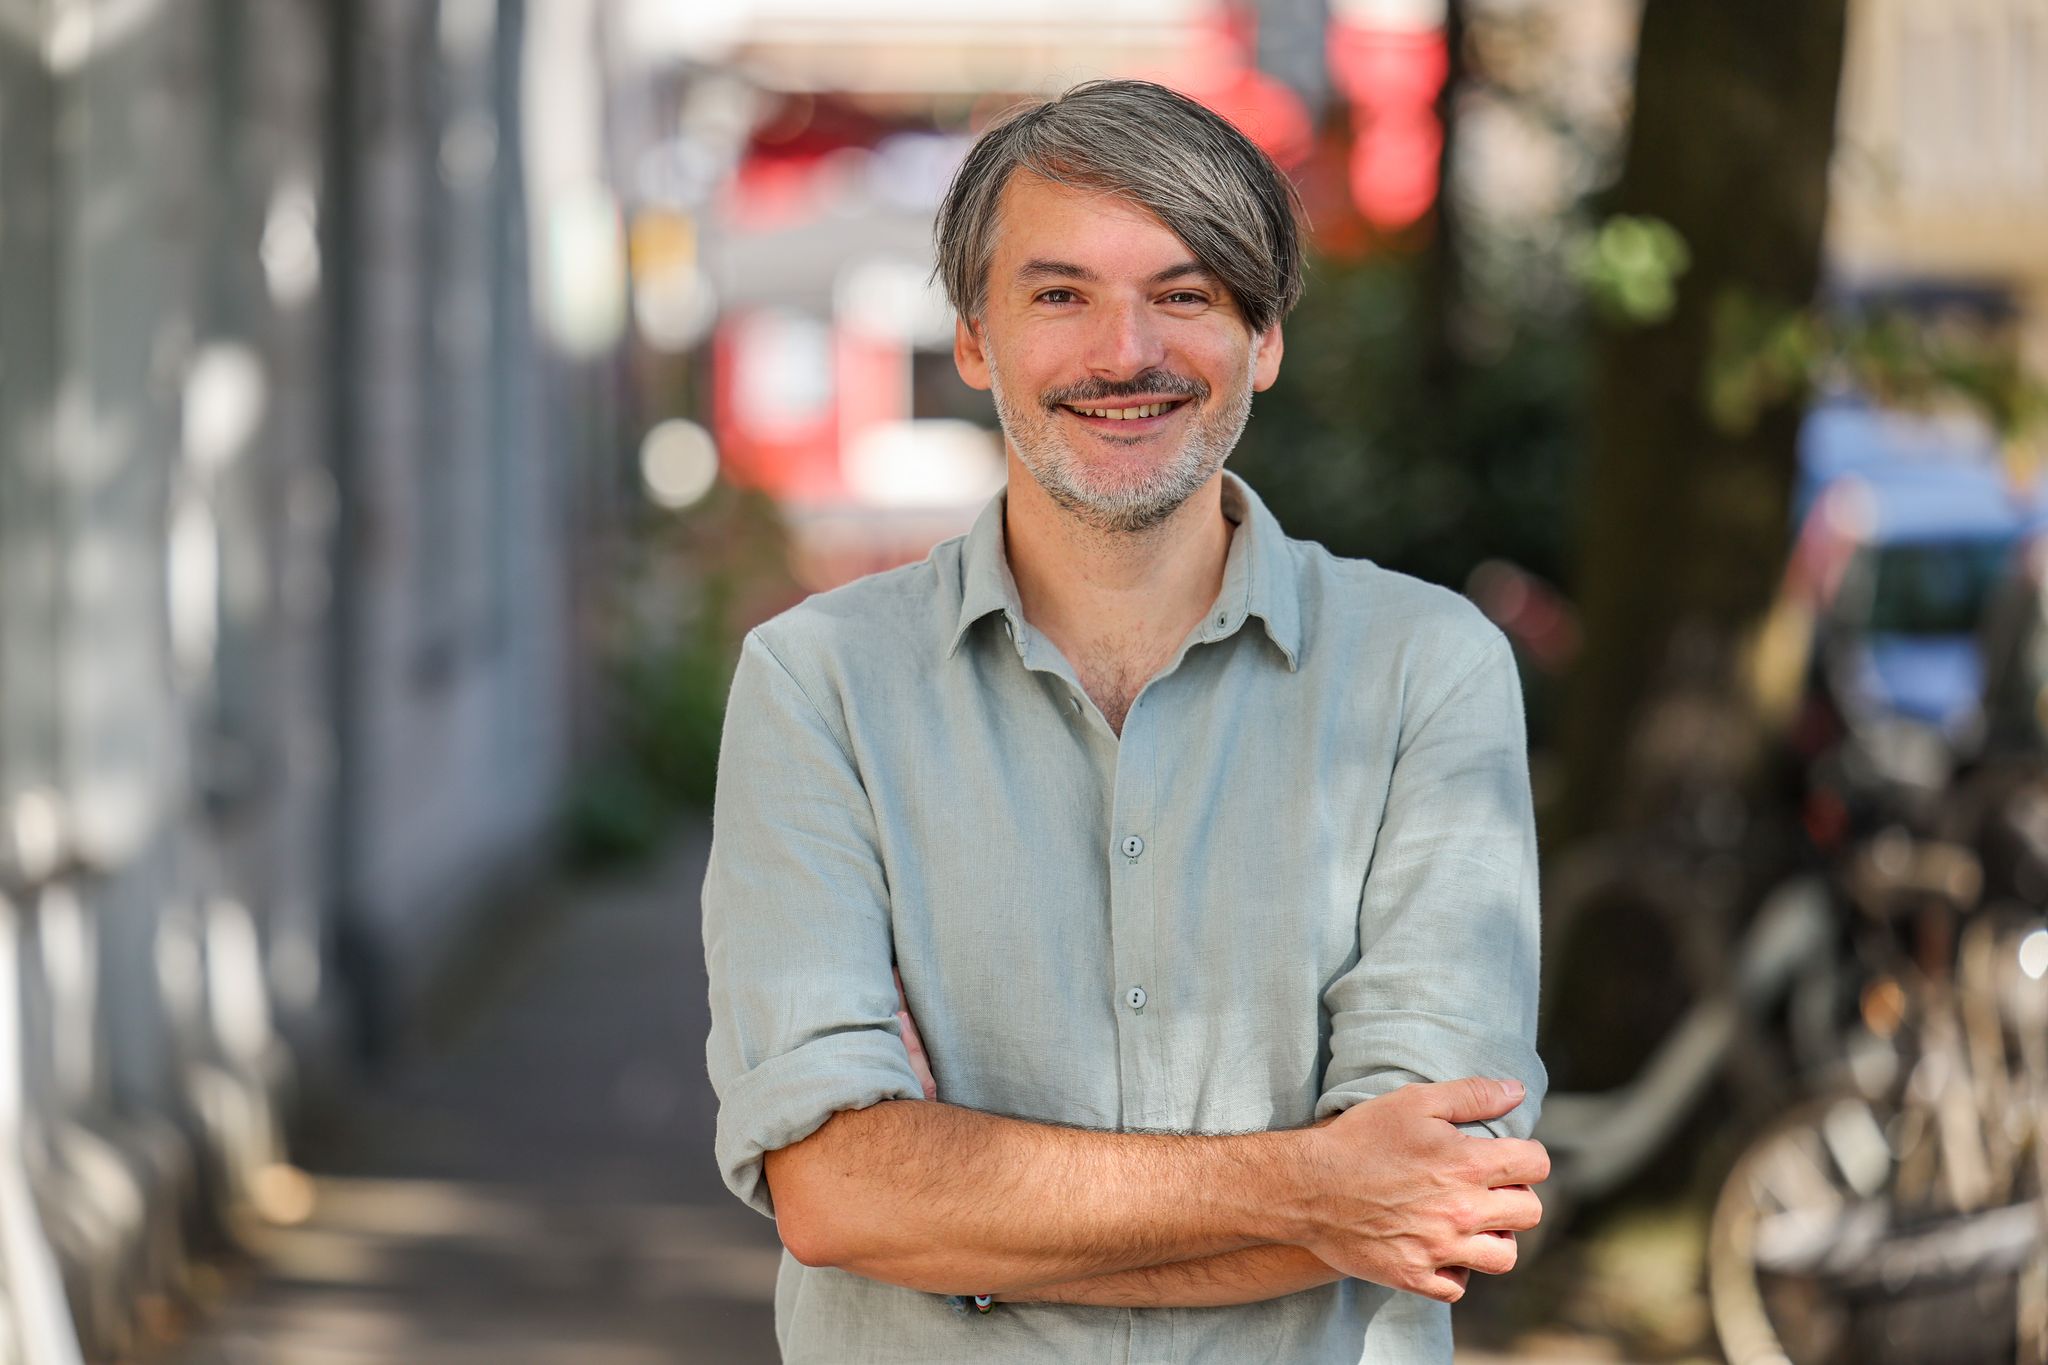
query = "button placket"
xmin=1106 ymin=679 xmax=1165 ymax=1132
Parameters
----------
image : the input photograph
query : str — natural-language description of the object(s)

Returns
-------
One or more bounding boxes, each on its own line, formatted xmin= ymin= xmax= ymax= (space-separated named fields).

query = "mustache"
xmin=1040 ymin=370 xmax=1208 ymax=410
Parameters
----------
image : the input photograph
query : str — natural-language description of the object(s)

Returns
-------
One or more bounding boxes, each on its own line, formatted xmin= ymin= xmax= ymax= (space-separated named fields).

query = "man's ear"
xmin=1251 ymin=323 xmax=1285 ymax=392
xmin=953 ymin=315 xmax=993 ymax=392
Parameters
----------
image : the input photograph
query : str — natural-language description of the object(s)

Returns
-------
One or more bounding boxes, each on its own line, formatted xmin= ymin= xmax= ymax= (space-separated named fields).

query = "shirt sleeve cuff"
xmin=715 ymin=1027 xmax=926 ymax=1218
xmin=1316 ymin=1009 xmax=1547 ymax=1139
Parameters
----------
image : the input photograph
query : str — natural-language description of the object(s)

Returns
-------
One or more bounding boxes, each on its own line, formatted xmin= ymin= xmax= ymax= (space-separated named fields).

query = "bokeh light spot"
xmin=639 ymin=419 xmax=719 ymax=510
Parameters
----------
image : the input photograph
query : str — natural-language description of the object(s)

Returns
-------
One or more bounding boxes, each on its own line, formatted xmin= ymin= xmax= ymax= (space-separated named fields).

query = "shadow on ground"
xmin=151 ymin=825 xmax=784 ymax=1365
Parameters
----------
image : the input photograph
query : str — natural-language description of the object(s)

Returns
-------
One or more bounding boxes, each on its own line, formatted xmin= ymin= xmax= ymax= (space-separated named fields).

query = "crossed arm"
xmin=871 ymin=985 xmax=1348 ymax=1308
xmin=762 ymin=1074 xmax=1539 ymax=1307
xmin=773 ymin=995 xmax=1536 ymax=1310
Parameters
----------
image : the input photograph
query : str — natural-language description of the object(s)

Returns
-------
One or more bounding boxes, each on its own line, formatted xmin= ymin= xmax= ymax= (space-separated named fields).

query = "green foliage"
xmin=1571 ymin=215 xmax=1692 ymax=326
xmin=614 ymin=584 xmax=743 ymax=812
xmin=562 ymin=482 xmax=797 ymax=868
xmin=1702 ymin=290 xmax=1823 ymax=434
xmin=1707 ymin=290 xmax=2048 ymax=448
xmin=563 ymin=600 xmax=739 ymax=868
xmin=561 ymin=760 xmax=673 ymax=867
xmin=1231 ymin=250 xmax=1586 ymax=597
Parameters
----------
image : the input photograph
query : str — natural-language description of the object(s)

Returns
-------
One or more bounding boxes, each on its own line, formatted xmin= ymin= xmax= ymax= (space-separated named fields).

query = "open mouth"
xmin=1057 ymin=398 xmax=1191 ymax=430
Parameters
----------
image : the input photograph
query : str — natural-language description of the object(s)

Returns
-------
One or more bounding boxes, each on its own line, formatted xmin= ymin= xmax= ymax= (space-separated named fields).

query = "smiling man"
xmin=702 ymin=79 xmax=1549 ymax=1363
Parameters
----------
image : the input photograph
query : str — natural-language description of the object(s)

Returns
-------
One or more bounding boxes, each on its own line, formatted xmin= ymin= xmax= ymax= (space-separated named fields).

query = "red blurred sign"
xmin=1328 ymin=21 xmax=1447 ymax=230
xmin=711 ymin=306 xmax=916 ymax=503
xmin=713 ymin=310 xmax=843 ymax=499
xmin=1162 ymin=7 xmax=1315 ymax=169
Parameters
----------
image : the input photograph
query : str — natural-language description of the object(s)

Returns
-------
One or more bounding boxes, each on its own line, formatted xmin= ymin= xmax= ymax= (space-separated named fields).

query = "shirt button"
xmin=1125 ymin=985 xmax=1148 ymax=1011
xmin=1068 ymin=695 xmax=1082 ymax=715
xmin=1120 ymin=834 xmax=1144 ymax=859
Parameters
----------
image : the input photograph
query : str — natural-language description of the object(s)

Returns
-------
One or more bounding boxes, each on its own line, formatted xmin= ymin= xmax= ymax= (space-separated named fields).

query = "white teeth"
xmin=1074 ymin=402 xmax=1175 ymax=420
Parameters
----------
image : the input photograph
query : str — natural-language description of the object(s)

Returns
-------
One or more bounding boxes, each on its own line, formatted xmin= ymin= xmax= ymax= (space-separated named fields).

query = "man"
xmin=703 ymin=79 xmax=1548 ymax=1363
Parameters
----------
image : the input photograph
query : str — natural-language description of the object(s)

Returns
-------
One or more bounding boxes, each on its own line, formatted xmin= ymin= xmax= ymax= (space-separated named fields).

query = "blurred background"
xmin=1 ymin=0 xmax=2045 ymax=1362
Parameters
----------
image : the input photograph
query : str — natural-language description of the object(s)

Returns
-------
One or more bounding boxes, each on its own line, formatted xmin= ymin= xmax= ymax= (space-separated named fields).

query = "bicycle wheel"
xmin=1709 ymin=1093 xmax=2034 ymax=1365
xmin=1710 ymin=1096 xmax=1875 ymax=1365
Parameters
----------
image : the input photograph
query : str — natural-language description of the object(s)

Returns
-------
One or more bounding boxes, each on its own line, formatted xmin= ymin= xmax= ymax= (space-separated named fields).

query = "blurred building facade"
xmin=1832 ymin=0 xmax=2048 ymax=366
xmin=0 ymin=2 xmax=628 ymax=1359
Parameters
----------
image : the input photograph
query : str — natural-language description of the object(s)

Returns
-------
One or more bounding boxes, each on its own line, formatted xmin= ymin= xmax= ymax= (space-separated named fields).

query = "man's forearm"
xmin=998 ymin=1243 xmax=1343 ymax=1308
xmin=765 ymin=1099 xmax=1315 ymax=1296
xmin=993 ymin=1112 xmax=1347 ymax=1308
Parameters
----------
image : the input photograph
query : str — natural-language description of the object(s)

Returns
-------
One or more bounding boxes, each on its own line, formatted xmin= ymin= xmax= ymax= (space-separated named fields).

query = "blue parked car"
xmin=1795 ymin=397 xmax=2048 ymax=742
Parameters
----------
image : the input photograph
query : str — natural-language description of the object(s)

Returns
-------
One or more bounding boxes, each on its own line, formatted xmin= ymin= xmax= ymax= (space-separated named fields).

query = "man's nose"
xmin=1082 ymin=296 xmax=1166 ymax=378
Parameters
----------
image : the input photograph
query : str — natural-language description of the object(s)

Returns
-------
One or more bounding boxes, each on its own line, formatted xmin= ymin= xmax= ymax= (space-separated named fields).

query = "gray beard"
xmin=987 ymin=352 xmax=1253 ymax=535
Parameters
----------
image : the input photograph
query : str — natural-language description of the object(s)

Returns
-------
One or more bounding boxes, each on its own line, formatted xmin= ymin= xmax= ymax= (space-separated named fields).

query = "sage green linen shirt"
xmin=702 ymin=469 xmax=1546 ymax=1364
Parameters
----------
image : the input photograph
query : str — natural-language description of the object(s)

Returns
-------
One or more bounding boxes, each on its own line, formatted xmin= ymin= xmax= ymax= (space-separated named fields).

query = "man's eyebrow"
xmin=1012 ymin=259 xmax=1220 ymax=286
xmin=1148 ymin=261 xmax=1218 ymax=285
xmin=1015 ymin=258 xmax=1099 ymax=284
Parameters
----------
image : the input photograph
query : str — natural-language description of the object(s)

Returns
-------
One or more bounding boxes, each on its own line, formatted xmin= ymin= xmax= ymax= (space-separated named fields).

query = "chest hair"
xmin=1075 ymin=647 xmax=1164 ymax=737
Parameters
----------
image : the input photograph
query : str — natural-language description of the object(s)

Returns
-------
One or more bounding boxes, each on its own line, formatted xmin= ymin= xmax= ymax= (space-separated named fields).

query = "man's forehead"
xmin=990 ymin=172 xmax=1206 ymax=280
xmin=995 ymin=168 xmax=1158 ymax=220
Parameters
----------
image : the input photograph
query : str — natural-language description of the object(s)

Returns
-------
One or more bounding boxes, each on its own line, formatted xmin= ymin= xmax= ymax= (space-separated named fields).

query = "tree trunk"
xmin=1421 ymin=0 xmax=1466 ymax=392
xmin=1555 ymin=0 xmax=1848 ymax=844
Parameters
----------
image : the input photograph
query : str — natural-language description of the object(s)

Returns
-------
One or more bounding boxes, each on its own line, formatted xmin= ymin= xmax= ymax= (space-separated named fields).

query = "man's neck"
xmin=1001 ymin=456 xmax=1234 ymax=669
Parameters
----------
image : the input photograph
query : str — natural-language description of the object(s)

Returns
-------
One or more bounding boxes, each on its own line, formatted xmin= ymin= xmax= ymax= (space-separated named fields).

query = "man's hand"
xmin=1296 ymin=1078 xmax=1547 ymax=1304
xmin=894 ymin=969 xmax=938 ymax=1102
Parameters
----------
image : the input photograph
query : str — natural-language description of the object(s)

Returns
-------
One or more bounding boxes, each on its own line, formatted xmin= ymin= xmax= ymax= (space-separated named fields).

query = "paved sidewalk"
xmin=160 ymin=824 xmax=785 ymax=1365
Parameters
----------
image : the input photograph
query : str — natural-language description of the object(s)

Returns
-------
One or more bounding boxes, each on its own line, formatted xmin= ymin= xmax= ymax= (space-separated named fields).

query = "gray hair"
xmin=933 ymin=79 xmax=1307 ymax=337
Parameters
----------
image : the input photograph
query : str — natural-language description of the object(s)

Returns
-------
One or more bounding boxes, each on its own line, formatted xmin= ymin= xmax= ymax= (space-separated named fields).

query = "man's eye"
xmin=1037 ymin=289 xmax=1077 ymax=305
xmin=1163 ymin=291 xmax=1208 ymax=305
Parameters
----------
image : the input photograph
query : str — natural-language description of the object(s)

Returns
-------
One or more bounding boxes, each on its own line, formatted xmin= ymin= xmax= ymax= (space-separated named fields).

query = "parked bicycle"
xmin=1705 ymin=540 xmax=2048 ymax=1365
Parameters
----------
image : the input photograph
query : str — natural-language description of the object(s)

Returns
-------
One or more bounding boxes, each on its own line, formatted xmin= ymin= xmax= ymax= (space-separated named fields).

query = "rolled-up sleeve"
xmin=703 ymin=628 xmax=923 ymax=1218
xmin=1317 ymin=625 xmax=1548 ymax=1139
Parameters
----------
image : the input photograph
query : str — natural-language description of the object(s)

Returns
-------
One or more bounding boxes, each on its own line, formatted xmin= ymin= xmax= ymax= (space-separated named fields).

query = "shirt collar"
xmin=945 ymin=469 xmax=1302 ymax=671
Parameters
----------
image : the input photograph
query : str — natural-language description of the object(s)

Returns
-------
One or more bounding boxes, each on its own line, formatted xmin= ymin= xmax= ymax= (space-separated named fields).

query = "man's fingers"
xmin=1425 ymin=1266 xmax=1470 ymax=1302
xmin=1472 ymin=1138 xmax=1550 ymax=1189
xmin=892 ymin=969 xmax=938 ymax=1100
xmin=896 ymin=1009 xmax=938 ymax=1101
xmin=1475 ymin=1185 xmax=1544 ymax=1234
xmin=1455 ymin=1136 xmax=1548 ymax=1190
xmin=1411 ymin=1076 xmax=1525 ymax=1125
xmin=1450 ymin=1233 xmax=1519 ymax=1277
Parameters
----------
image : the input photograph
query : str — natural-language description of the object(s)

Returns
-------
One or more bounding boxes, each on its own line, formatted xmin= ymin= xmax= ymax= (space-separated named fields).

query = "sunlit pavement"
xmin=157 ymin=825 xmax=786 ymax=1365
xmin=145 ymin=819 xmax=1648 ymax=1365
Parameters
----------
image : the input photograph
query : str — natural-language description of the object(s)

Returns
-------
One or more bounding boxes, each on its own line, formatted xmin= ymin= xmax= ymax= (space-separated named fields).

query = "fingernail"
xmin=1501 ymin=1080 xmax=1525 ymax=1102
